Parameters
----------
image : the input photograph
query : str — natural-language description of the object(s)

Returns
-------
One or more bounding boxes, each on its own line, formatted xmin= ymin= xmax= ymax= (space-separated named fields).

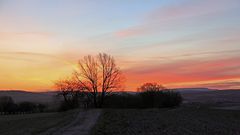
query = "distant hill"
xmin=181 ymin=89 xmax=240 ymax=104
xmin=0 ymin=90 xmax=58 ymax=103
xmin=119 ymin=88 xmax=215 ymax=94
xmin=124 ymin=88 xmax=240 ymax=105
xmin=1 ymin=88 xmax=240 ymax=105
xmin=173 ymin=88 xmax=216 ymax=93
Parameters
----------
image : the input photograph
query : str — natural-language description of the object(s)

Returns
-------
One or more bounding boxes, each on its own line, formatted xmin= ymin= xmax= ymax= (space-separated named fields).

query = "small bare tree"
xmin=55 ymin=77 xmax=85 ymax=108
xmin=137 ymin=83 xmax=166 ymax=92
xmin=74 ymin=53 xmax=122 ymax=108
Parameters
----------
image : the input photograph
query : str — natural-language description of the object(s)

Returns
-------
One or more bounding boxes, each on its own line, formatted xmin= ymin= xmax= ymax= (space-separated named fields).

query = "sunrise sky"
xmin=0 ymin=0 xmax=240 ymax=91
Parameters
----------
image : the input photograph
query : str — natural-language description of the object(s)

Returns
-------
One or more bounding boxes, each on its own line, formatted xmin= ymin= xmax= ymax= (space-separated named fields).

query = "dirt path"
xmin=40 ymin=109 xmax=101 ymax=135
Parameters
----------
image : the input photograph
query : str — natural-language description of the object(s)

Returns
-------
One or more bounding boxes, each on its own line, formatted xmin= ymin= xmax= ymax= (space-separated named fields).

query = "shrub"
xmin=58 ymin=101 xmax=77 ymax=112
xmin=139 ymin=90 xmax=159 ymax=108
xmin=102 ymin=90 xmax=182 ymax=109
xmin=18 ymin=102 xmax=37 ymax=113
xmin=160 ymin=91 xmax=183 ymax=107
xmin=139 ymin=90 xmax=182 ymax=108
xmin=0 ymin=96 xmax=18 ymax=113
xmin=138 ymin=83 xmax=182 ymax=108
xmin=37 ymin=103 xmax=47 ymax=112
xmin=0 ymin=96 xmax=49 ymax=114
xmin=103 ymin=93 xmax=141 ymax=108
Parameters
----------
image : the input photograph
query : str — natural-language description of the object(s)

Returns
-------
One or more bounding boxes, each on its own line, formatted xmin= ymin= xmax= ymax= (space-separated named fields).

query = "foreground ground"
xmin=0 ymin=109 xmax=101 ymax=135
xmin=0 ymin=110 xmax=77 ymax=135
xmin=1 ymin=106 xmax=240 ymax=135
xmin=92 ymin=106 xmax=240 ymax=135
xmin=41 ymin=109 xmax=101 ymax=135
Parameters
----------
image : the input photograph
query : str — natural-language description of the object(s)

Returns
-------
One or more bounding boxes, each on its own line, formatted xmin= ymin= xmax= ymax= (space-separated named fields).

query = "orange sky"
xmin=0 ymin=0 xmax=240 ymax=91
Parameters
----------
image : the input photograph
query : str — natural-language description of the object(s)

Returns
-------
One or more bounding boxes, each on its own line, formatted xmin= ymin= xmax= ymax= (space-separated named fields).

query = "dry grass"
xmin=92 ymin=107 xmax=240 ymax=135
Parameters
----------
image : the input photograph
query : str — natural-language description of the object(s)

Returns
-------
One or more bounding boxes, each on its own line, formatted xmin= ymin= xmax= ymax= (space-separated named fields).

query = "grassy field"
xmin=91 ymin=106 xmax=240 ymax=135
xmin=0 ymin=110 xmax=79 ymax=135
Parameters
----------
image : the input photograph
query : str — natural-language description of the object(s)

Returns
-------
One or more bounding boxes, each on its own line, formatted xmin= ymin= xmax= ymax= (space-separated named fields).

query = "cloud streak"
xmin=0 ymin=51 xmax=77 ymax=69
xmin=152 ymin=49 xmax=240 ymax=60
xmin=115 ymin=0 xmax=240 ymax=38
xmin=125 ymin=56 xmax=240 ymax=90
xmin=169 ymin=78 xmax=240 ymax=89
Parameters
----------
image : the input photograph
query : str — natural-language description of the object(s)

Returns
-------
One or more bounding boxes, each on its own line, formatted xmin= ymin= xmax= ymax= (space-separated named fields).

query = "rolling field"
xmin=92 ymin=107 xmax=240 ymax=135
xmin=0 ymin=110 xmax=79 ymax=135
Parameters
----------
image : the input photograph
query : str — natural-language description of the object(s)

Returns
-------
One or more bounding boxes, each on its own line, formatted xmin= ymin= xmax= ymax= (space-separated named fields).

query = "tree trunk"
xmin=99 ymin=92 xmax=105 ymax=108
xmin=93 ymin=94 xmax=98 ymax=108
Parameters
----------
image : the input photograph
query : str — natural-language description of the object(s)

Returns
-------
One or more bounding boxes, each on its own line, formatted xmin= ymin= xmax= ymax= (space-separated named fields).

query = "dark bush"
xmin=160 ymin=91 xmax=183 ymax=107
xmin=37 ymin=103 xmax=47 ymax=112
xmin=18 ymin=102 xmax=37 ymax=113
xmin=58 ymin=101 xmax=76 ymax=112
xmin=102 ymin=90 xmax=182 ymax=109
xmin=0 ymin=96 xmax=49 ymax=114
xmin=103 ymin=93 xmax=141 ymax=108
xmin=0 ymin=96 xmax=18 ymax=113
xmin=139 ymin=90 xmax=182 ymax=108
xmin=139 ymin=90 xmax=158 ymax=108
xmin=137 ymin=83 xmax=182 ymax=108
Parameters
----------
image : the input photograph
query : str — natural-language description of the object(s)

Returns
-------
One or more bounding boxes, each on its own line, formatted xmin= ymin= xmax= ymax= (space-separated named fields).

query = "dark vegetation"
xmin=0 ymin=96 xmax=47 ymax=114
xmin=103 ymin=83 xmax=182 ymax=109
xmin=92 ymin=107 xmax=240 ymax=135
xmin=138 ymin=83 xmax=182 ymax=108
xmin=103 ymin=90 xmax=182 ymax=108
xmin=55 ymin=53 xmax=182 ymax=111
xmin=56 ymin=82 xmax=182 ymax=111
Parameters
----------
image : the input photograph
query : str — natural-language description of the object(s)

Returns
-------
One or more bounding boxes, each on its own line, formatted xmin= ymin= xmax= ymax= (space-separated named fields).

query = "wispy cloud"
xmin=114 ymin=0 xmax=240 ymax=38
xmin=0 ymin=51 xmax=76 ymax=68
xmin=169 ymin=78 xmax=240 ymax=89
xmin=152 ymin=49 xmax=240 ymax=60
xmin=196 ymin=80 xmax=240 ymax=89
xmin=147 ymin=0 xmax=238 ymax=21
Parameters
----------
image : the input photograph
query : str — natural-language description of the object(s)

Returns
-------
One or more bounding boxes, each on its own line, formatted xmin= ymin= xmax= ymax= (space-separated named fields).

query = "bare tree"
xmin=55 ymin=77 xmax=85 ymax=108
xmin=137 ymin=82 xmax=166 ymax=92
xmin=74 ymin=53 xmax=122 ymax=108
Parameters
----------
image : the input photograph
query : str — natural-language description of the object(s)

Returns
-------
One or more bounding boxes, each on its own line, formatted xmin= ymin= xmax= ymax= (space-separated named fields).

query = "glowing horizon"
xmin=0 ymin=0 xmax=240 ymax=91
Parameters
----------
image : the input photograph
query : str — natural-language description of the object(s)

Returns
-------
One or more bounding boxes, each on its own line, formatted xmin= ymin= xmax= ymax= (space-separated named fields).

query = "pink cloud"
xmin=115 ymin=25 xmax=147 ymax=38
xmin=124 ymin=56 xmax=240 ymax=89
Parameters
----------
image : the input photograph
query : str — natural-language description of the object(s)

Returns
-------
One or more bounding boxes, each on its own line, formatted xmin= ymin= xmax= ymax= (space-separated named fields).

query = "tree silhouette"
xmin=0 ymin=96 xmax=16 ymax=113
xmin=74 ymin=53 xmax=122 ymax=108
xmin=55 ymin=77 xmax=85 ymax=109
xmin=56 ymin=53 xmax=122 ymax=108
xmin=138 ymin=83 xmax=182 ymax=108
xmin=137 ymin=82 xmax=166 ymax=92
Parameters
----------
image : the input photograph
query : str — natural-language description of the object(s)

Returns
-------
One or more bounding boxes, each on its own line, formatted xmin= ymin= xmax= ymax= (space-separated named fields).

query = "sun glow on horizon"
xmin=0 ymin=0 xmax=240 ymax=91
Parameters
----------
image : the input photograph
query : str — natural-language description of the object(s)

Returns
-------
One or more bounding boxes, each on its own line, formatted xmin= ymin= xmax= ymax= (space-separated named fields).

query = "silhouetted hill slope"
xmin=181 ymin=89 xmax=240 ymax=103
xmin=0 ymin=90 xmax=58 ymax=103
xmin=174 ymin=88 xmax=216 ymax=93
xmin=0 ymin=89 xmax=240 ymax=104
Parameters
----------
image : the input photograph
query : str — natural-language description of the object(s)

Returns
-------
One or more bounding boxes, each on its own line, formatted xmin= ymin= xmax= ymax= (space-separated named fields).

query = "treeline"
xmin=58 ymin=83 xmax=183 ymax=110
xmin=103 ymin=90 xmax=182 ymax=108
xmin=0 ymin=96 xmax=47 ymax=114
